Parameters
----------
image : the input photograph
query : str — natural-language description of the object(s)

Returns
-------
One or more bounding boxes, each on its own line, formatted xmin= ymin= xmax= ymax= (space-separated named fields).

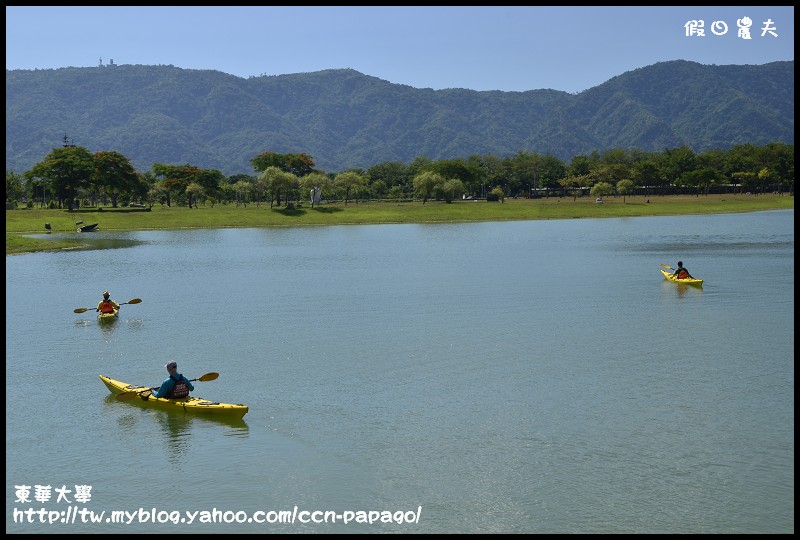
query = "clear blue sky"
xmin=6 ymin=6 xmax=794 ymax=94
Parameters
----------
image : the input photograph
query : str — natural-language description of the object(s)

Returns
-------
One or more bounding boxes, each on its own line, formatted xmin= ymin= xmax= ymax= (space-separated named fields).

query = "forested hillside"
xmin=5 ymin=60 xmax=794 ymax=175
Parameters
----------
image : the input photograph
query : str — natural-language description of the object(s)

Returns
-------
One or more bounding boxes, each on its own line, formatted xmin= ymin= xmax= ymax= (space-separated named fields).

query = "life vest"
xmin=677 ymin=269 xmax=689 ymax=279
xmin=168 ymin=375 xmax=190 ymax=399
xmin=100 ymin=300 xmax=115 ymax=313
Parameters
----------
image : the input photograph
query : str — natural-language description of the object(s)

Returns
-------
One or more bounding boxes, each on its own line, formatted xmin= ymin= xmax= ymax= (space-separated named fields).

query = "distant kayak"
xmin=661 ymin=269 xmax=703 ymax=286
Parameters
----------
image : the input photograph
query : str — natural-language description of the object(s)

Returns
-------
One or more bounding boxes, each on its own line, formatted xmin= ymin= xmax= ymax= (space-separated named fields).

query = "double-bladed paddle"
xmin=114 ymin=372 xmax=220 ymax=401
xmin=74 ymin=298 xmax=142 ymax=314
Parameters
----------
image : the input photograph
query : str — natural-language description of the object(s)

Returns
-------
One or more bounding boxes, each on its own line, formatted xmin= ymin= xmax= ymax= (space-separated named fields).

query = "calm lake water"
xmin=6 ymin=210 xmax=794 ymax=533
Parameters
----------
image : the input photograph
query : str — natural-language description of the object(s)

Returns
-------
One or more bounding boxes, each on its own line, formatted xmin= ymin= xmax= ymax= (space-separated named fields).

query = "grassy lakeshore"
xmin=6 ymin=193 xmax=793 ymax=255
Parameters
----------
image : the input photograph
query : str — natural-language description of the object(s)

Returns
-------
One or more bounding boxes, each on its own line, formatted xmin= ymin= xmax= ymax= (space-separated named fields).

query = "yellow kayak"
xmin=97 ymin=308 xmax=119 ymax=323
xmin=99 ymin=375 xmax=249 ymax=418
xmin=661 ymin=269 xmax=703 ymax=286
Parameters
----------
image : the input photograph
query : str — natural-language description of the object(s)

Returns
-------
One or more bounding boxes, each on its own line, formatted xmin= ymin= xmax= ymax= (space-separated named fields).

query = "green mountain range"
xmin=5 ymin=60 xmax=793 ymax=175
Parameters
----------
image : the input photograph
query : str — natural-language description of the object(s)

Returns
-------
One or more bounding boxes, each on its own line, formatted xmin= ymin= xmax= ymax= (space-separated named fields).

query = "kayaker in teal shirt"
xmin=151 ymin=361 xmax=195 ymax=398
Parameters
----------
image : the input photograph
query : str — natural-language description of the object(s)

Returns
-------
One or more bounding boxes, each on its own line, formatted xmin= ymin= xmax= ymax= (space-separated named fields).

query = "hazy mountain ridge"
xmin=5 ymin=60 xmax=793 ymax=174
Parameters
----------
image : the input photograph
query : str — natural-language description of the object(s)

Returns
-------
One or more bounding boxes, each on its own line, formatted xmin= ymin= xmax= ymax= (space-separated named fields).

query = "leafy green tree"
xmin=430 ymin=158 xmax=480 ymax=194
xmin=284 ymin=172 xmax=301 ymax=207
xmin=755 ymin=143 xmax=794 ymax=194
xmin=152 ymin=179 xmax=172 ymax=206
xmin=367 ymin=161 xmax=411 ymax=195
xmin=301 ymin=171 xmax=332 ymax=208
xmin=259 ymin=166 xmax=292 ymax=207
xmin=388 ymin=184 xmax=404 ymax=202
xmin=250 ymin=175 xmax=268 ymax=207
xmin=146 ymin=183 xmax=166 ymax=209
xmin=6 ymin=170 xmax=25 ymax=205
xmin=467 ymin=154 xmax=501 ymax=197
xmin=537 ymin=154 xmax=568 ymax=193
xmin=490 ymin=186 xmax=505 ymax=203
xmin=412 ymin=171 xmax=443 ymax=204
xmin=251 ymin=152 xmax=315 ymax=177
xmin=599 ymin=148 xmax=634 ymax=167
xmin=588 ymin=163 xmax=629 ymax=188
xmin=631 ymin=159 xmax=664 ymax=195
xmin=92 ymin=150 xmax=139 ymax=208
xmin=233 ymin=180 xmax=252 ymax=207
xmin=227 ymin=173 xmax=256 ymax=184
xmin=226 ymin=174 xmax=255 ymax=205
xmin=725 ymin=144 xmax=760 ymax=178
xmin=506 ymin=150 xmax=544 ymax=195
xmin=731 ymin=172 xmax=757 ymax=194
xmin=559 ymin=174 xmax=590 ymax=200
xmin=334 ymin=171 xmax=367 ymax=205
xmin=27 ymin=146 xmax=95 ymax=211
xmin=406 ymin=156 xmax=434 ymax=180
xmin=679 ymin=168 xmax=720 ymax=196
xmin=616 ymin=179 xmax=635 ymax=202
xmin=129 ymin=172 xmax=152 ymax=206
xmin=590 ymin=181 xmax=614 ymax=199
xmin=567 ymin=154 xmax=592 ymax=177
xmin=24 ymin=176 xmax=48 ymax=208
xmin=370 ymin=180 xmax=388 ymax=200
xmin=217 ymin=183 xmax=234 ymax=205
xmin=441 ymin=178 xmax=466 ymax=203
xmin=150 ymin=163 xmax=221 ymax=207
xmin=151 ymin=163 xmax=191 ymax=207
xmin=185 ymin=182 xmax=204 ymax=208
xmin=194 ymin=169 xmax=224 ymax=204
xmin=657 ymin=146 xmax=697 ymax=191
xmin=757 ymin=167 xmax=775 ymax=195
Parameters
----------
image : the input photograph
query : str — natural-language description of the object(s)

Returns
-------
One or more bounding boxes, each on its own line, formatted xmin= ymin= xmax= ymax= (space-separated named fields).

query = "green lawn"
xmin=6 ymin=193 xmax=793 ymax=255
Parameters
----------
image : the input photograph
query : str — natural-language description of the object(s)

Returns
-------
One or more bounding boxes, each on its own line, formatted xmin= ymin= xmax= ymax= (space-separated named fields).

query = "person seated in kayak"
xmin=673 ymin=261 xmax=694 ymax=279
xmin=151 ymin=361 xmax=195 ymax=399
xmin=96 ymin=291 xmax=120 ymax=313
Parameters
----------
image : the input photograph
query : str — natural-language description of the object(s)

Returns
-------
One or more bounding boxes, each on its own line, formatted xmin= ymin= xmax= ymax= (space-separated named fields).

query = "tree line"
xmin=5 ymin=142 xmax=794 ymax=210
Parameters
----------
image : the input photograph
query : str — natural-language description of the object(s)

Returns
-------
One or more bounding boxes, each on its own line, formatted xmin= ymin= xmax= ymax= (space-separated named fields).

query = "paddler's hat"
xmin=103 ymin=290 xmax=110 ymax=297
xmin=165 ymin=361 xmax=177 ymax=369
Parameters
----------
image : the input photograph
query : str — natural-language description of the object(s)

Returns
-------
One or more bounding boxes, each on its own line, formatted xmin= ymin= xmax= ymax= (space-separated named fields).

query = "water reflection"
xmin=152 ymin=410 xmax=193 ymax=462
xmin=98 ymin=319 xmax=119 ymax=337
xmin=115 ymin=412 xmax=139 ymax=431
xmin=103 ymin=395 xmax=249 ymax=436
xmin=102 ymin=394 xmax=249 ymax=468
xmin=660 ymin=278 xmax=703 ymax=299
xmin=674 ymin=282 xmax=702 ymax=298
xmin=24 ymin=233 xmax=145 ymax=252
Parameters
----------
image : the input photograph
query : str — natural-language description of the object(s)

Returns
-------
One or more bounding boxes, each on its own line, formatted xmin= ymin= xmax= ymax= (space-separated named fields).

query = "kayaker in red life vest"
xmin=96 ymin=291 xmax=120 ymax=313
xmin=673 ymin=261 xmax=694 ymax=280
xmin=151 ymin=361 xmax=195 ymax=399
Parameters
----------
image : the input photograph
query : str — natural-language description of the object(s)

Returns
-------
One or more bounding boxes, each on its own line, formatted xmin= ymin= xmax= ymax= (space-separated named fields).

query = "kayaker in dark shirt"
xmin=151 ymin=361 xmax=195 ymax=399
xmin=673 ymin=261 xmax=694 ymax=279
